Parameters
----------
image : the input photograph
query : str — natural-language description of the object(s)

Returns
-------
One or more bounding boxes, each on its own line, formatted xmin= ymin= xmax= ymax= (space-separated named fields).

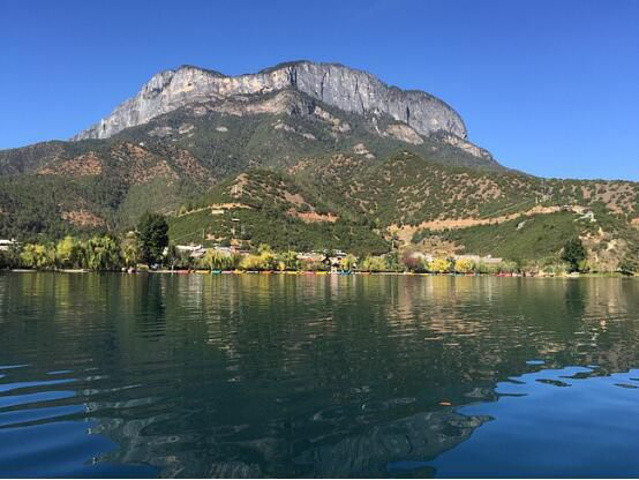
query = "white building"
xmin=0 ymin=239 xmax=17 ymax=252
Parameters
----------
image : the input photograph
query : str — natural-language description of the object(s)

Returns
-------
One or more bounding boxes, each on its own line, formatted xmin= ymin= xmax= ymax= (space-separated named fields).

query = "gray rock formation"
xmin=72 ymin=61 xmax=467 ymax=141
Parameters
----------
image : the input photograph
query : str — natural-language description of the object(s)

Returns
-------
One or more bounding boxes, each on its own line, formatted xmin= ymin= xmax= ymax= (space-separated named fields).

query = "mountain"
xmin=168 ymin=153 xmax=639 ymax=269
xmin=0 ymin=61 xmax=637 ymax=269
xmin=72 ymin=61 xmax=467 ymax=141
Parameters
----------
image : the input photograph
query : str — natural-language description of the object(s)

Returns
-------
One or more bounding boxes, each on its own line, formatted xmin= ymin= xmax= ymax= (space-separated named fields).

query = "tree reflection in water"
xmin=0 ymin=274 xmax=638 ymax=477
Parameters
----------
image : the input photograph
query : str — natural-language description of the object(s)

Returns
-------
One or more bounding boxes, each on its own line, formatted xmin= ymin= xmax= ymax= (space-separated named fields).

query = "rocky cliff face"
xmin=72 ymin=61 xmax=467 ymax=141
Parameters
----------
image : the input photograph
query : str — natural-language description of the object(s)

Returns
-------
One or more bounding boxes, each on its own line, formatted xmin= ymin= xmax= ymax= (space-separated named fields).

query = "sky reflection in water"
xmin=0 ymin=273 xmax=638 ymax=477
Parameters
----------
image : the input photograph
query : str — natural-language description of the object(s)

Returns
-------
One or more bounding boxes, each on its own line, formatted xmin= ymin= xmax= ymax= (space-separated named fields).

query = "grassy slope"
xmin=412 ymin=208 xmax=639 ymax=268
xmin=288 ymin=151 xmax=639 ymax=267
xmin=169 ymin=208 xmax=389 ymax=256
xmin=433 ymin=212 xmax=582 ymax=261
xmin=168 ymin=169 xmax=389 ymax=256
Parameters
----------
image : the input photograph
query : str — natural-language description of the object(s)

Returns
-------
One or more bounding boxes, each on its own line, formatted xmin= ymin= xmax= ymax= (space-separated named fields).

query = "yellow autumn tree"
xmin=428 ymin=257 xmax=452 ymax=274
xmin=454 ymin=258 xmax=475 ymax=274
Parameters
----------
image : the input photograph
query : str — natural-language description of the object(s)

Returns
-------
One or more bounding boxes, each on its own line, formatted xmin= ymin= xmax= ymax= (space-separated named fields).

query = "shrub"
xmin=561 ymin=238 xmax=587 ymax=272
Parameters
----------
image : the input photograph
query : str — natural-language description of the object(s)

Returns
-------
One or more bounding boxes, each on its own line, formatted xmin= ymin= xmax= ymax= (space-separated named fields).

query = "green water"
xmin=1 ymin=273 xmax=638 ymax=477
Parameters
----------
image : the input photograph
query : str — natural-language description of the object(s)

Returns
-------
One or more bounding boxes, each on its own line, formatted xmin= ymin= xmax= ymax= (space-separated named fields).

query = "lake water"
xmin=1 ymin=273 xmax=638 ymax=478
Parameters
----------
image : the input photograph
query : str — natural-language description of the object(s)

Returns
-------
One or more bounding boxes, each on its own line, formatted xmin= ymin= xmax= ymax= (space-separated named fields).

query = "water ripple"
xmin=0 ymin=274 xmax=638 ymax=477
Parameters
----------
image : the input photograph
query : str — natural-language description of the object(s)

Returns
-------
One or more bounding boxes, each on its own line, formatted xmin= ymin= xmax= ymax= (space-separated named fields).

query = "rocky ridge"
xmin=72 ymin=61 xmax=467 ymax=141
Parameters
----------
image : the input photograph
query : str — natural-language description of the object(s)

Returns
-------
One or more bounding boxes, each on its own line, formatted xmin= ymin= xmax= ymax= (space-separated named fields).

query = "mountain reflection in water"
xmin=0 ymin=274 xmax=638 ymax=477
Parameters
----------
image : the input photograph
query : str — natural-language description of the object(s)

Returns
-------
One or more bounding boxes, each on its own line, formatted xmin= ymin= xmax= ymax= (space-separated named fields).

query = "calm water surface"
xmin=0 ymin=273 xmax=638 ymax=478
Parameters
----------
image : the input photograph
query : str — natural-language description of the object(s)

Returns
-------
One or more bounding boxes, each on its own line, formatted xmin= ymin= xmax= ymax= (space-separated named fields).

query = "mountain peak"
xmin=72 ymin=61 xmax=467 ymax=141
xmin=175 ymin=64 xmax=227 ymax=77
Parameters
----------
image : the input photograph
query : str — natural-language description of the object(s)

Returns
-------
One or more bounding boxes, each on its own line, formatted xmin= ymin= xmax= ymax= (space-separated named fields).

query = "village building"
xmin=297 ymin=252 xmax=325 ymax=263
xmin=0 ymin=239 xmax=17 ymax=252
xmin=175 ymin=244 xmax=206 ymax=259
xmin=454 ymin=254 xmax=503 ymax=264
xmin=405 ymin=251 xmax=435 ymax=263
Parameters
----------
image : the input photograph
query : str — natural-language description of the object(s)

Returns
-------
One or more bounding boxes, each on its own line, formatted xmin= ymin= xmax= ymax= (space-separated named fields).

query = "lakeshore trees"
xmin=55 ymin=236 xmax=82 ymax=268
xmin=2 ymin=228 xmax=633 ymax=275
xmin=84 ymin=236 xmax=121 ymax=270
xmin=279 ymin=251 xmax=301 ymax=271
xmin=454 ymin=258 xmax=475 ymax=274
xmin=138 ymin=213 xmax=169 ymax=267
xmin=14 ymin=235 xmax=122 ymax=270
xmin=202 ymin=249 xmax=238 ymax=271
xmin=20 ymin=244 xmax=52 ymax=269
xmin=121 ymin=234 xmax=142 ymax=268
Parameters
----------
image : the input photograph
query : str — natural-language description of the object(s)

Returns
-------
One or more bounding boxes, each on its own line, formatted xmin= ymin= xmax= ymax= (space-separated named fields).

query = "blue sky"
xmin=1 ymin=0 xmax=637 ymax=180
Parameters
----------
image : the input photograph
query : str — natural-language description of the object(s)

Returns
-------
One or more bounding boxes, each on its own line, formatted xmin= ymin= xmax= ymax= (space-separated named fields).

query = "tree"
xmin=84 ymin=236 xmax=121 ymax=270
xmin=20 ymin=243 xmax=54 ymax=269
xmin=384 ymin=251 xmax=401 ymax=271
xmin=561 ymin=238 xmax=586 ymax=272
xmin=454 ymin=258 xmax=475 ymax=274
xmin=166 ymin=244 xmax=192 ymax=270
xmin=618 ymin=256 xmax=637 ymax=276
xmin=228 ymin=253 xmax=242 ymax=270
xmin=402 ymin=251 xmax=424 ymax=272
xmin=121 ymin=234 xmax=142 ymax=268
xmin=342 ymin=254 xmax=358 ymax=272
xmin=0 ymin=247 xmax=18 ymax=269
xmin=428 ymin=257 xmax=452 ymax=274
xmin=360 ymin=256 xmax=386 ymax=272
xmin=498 ymin=260 xmax=519 ymax=274
xmin=278 ymin=251 xmax=300 ymax=271
xmin=259 ymin=251 xmax=278 ymax=271
xmin=257 ymin=243 xmax=273 ymax=254
xmin=240 ymin=253 xmax=266 ymax=271
xmin=202 ymin=249 xmax=230 ymax=271
xmin=55 ymin=236 xmax=82 ymax=269
xmin=138 ymin=213 xmax=169 ymax=267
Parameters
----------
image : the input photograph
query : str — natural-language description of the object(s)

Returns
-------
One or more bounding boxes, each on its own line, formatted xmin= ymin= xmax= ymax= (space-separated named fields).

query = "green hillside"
xmin=0 ymin=92 xmax=502 ymax=242
xmin=417 ymin=212 xmax=582 ymax=260
xmin=0 ymin=91 xmax=638 ymax=271
xmin=168 ymin=169 xmax=389 ymax=256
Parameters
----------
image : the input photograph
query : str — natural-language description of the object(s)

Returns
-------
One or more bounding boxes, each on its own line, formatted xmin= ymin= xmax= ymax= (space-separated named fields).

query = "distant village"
xmin=0 ymin=203 xmax=620 ymax=276
xmin=1 ymin=233 xmax=516 ymax=275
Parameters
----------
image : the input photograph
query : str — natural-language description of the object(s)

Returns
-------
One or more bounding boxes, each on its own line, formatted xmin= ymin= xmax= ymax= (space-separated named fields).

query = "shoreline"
xmin=3 ymin=269 xmax=635 ymax=278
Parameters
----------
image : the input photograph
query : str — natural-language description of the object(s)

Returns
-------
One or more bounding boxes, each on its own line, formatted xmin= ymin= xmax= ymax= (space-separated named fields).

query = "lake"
xmin=0 ymin=273 xmax=638 ymax=478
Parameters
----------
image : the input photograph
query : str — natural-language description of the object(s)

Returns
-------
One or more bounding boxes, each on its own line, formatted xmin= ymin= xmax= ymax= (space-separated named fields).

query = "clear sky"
xmin=1 ymin=0 xmax=637 ymax=180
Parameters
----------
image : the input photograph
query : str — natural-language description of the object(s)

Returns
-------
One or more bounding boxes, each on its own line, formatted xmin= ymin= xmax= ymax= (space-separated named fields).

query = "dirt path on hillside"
xmin=389 ymin=205 xmax=571 ymax=244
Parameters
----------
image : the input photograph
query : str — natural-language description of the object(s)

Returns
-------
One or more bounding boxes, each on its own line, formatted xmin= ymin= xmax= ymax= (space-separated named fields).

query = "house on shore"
xmin=175 ymin=244 xmax=206 ymax=260
xmin=0 ymin=239 xmax=17 ymax=252
xmin=454 ymin=254 xmax=503 ymax=264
